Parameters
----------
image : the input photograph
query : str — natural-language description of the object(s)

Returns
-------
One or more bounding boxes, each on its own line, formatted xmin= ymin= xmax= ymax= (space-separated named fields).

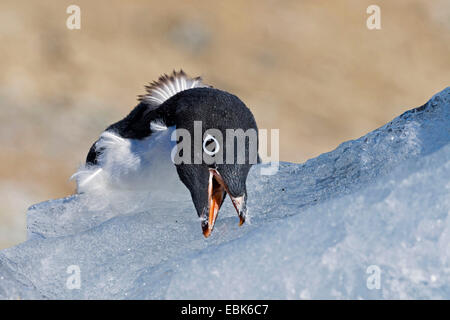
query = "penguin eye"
xmin=203 ymin=134 xmax=220 ymax=156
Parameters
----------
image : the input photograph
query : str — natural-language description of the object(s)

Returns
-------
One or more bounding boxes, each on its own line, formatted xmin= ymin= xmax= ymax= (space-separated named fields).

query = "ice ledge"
xmin=0 ymin=87 xmax=449 ymax=299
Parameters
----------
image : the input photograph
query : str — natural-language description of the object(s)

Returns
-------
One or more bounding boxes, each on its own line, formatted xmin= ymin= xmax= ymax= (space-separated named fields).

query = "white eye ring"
xmin=203 ymin=134 xmax=220 ymax=156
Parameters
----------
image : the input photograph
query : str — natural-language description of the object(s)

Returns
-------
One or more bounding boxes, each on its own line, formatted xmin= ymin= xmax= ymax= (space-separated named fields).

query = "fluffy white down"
xmin=139 ymin=70 xmax=209 ymax=106
xmin=72 ymin=127 xmax=182 ymax=193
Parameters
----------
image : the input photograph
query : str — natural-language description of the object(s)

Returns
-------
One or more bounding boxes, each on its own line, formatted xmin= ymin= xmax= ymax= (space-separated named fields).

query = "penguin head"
xmin=81 ymin=71 xmax=259 ymax=238
xmin=165 ymin=87 xmax=258 ymax=237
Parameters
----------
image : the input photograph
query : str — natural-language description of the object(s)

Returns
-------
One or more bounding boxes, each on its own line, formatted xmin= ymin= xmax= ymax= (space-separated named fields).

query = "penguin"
xmin=71 ymin=70 xmax=259 ymax=237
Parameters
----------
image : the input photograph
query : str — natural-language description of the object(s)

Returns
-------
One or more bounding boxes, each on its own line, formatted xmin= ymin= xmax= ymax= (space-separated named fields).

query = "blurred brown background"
xmin=0 ymin=0 xmax=449 ymax=249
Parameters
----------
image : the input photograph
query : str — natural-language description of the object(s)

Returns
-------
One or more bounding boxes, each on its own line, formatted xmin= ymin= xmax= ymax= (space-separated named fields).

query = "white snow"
xmin=0 ymin=87 xmax=449 ymax=299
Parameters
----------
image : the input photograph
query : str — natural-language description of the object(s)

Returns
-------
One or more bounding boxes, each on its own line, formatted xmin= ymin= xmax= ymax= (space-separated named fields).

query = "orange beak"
xmin=202 ymin=168 xmax=247 ymax=238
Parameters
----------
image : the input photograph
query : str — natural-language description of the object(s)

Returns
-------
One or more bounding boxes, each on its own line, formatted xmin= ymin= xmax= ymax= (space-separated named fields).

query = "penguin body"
xmin=72 ymin=71 xmax=259 ymax=237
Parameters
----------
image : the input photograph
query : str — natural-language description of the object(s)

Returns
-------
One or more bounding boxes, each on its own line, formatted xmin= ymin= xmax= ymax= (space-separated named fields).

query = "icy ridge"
xmin=0 ymin=87 xmax=448 ymax=299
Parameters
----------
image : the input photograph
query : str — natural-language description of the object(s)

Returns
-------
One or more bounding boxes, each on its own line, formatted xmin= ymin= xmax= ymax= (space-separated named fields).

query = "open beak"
xmin=202 ymin=168 xmax=247 ymax=238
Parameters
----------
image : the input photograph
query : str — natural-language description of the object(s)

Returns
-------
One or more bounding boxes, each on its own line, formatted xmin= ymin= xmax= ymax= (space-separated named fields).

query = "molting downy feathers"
xmin=72 ymin=70 xmax=208 ymax=193
xmin=138 ymin=70 xmax=210 ymax=108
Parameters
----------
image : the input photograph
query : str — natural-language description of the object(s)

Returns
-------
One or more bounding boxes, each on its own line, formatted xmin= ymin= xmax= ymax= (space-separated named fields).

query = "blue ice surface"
xmin=0 ymin=87 xmax=449 ymax=299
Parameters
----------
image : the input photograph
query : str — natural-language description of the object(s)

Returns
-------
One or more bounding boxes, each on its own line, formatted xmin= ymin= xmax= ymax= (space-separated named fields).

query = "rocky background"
xmin=0 ymin=0 xmax=449 ymax=249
